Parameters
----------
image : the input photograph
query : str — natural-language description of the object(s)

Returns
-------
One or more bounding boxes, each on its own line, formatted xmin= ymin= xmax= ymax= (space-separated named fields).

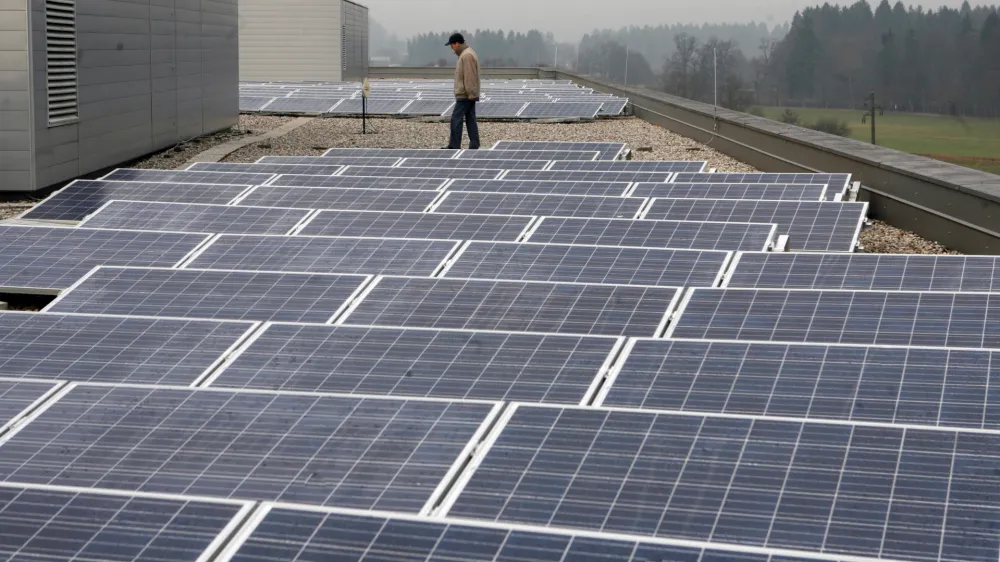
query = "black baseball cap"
xmin=446 ymin=33 xmax=465 ymax=45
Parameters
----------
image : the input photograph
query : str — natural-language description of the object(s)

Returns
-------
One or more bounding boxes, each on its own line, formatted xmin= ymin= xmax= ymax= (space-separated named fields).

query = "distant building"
xmin=240 ymin=0 xmax=369 ymax=82
xmin=0 ymin=0 xmax=239 ymax=193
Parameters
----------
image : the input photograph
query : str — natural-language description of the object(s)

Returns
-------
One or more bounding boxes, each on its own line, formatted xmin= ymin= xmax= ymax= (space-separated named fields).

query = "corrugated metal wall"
xmin=239 ymin=0 xmax=343 ymax=82
xmin=341 ymin=0 xmax=367 ymax=81
xmin=0 ymin=2 xmax=33 ymax=191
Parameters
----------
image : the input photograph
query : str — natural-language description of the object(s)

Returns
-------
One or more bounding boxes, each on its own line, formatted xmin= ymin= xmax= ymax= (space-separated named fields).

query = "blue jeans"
xmin=449 ymin=98 xmax=480 ymax=149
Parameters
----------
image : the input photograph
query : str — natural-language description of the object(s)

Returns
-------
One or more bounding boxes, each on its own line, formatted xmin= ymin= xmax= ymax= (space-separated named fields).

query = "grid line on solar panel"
xmin=671 ymin=172 xmax=852 ymax=201
xmin=0 ymin=225 xmax=211 ymax=293
xmin=255 ymin=156 xmax=403 ymax=167
xmin=186 ymin=162 xmax=346 ymax=176
xmin=77 ymin=201 xmax=314 ymax=235
xmin=456 ymin=150 xmax=601 ymax=161
xmin=444 ymin=179 xmax=631 ymax=196
xmin=665 ymin=287 xmax=1000 ymax=348
xmin=339 ymin=166 xmax=505 ymax=180
xmin=441 ymin=403 xmax=1000 ymax=562
xmin=643 ymin=199 xmax=868 ymax=252
xmin=491 ymin=141 xmax=627 ymax=160
xmin=398 ymin=158 xmax=552 ymax=171
xmin=441 ymin=242 xmax=732 ymax=287
xmin=597 ymin=338 xmax=1000 ymax=430
xmin=630 ymin=182 xmax=828 ymax=201
xmin=219 ymin=503 xmax=845 ymax=562
xmin=100 ymin=169 xmax=276 ymax=186
xmin=433 ymin=192 xmax=645 ymax=219
xmin=44 ymin=266 xmax=374 ymax=324
xmin=186 ymin=235 xmax=461 ymax=276
xmin=549 ymin=161 xmax=707 ymax=173
xmin=267 ymin=174 xmax=447 ymax=190
xmin=0 ymin=384 xmax=501 ymax=513
xmin=237 ymin=186 xmax=440 ymax=212
xmin=0 ymin=482 xmax=252 ymax=562
xmin=502 ymin=170 xmax=674 ymax=182
xmin=723 ymin=252 xmax=1000 ymax=292
xmin=0 ymin=379 xmax=61 ymax=435
xmin=525 ymin=217 xmax=778 ymax=252
xmin=338 ymin=276 xmax=683 ymax=338
xmin=0 ymin=311 xmax=256 ymax=385
xmin=19 ymin=181 xmax=254 ymax=222
xmin=203 ymin=323 xmax=623 ymax=405
xmin=297 ymin=210 xmax=535 ymax=241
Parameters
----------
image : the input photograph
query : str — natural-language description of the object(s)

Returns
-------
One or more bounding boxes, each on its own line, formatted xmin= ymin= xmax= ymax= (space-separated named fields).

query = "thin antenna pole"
xmin=555 ymin=44 xmax=558 ymax=69
xmin=713 ymin=47 xmax=718 ymax=112
xmin=624 ymin=45 xmax=629 ymax=85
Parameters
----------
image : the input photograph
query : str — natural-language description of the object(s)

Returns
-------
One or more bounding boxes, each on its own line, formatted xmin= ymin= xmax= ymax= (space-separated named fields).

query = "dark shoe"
xmin=441 ymin=146 xmax=456 ymax=149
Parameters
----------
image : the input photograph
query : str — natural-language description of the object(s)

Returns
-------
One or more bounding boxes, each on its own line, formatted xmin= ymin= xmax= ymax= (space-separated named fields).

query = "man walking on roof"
xmin=445 ymin=33 xmax=481 ymax=150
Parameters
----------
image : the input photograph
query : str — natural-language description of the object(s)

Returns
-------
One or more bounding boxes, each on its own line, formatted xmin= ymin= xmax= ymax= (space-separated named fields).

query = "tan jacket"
xmin=454 ymin=46 xmax=481 ymax=100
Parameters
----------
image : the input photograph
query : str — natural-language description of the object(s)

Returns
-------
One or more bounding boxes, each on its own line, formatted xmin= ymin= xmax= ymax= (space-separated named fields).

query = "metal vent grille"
xmin=44 ymin=0 xmax=78 ymax=125
xmin=342 ymin=25 xmax=347 ymax=72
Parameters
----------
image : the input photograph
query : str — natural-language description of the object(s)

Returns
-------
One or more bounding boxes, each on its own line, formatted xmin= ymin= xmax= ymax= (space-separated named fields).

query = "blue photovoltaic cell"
xmin=669 ymin=288 xmax=1000 ymax=348
xmin=322 ymin=148 xmax=458 ymax=159
xmin=527 ymin=217 xmax=776 ymax=252
xmin=238 ymin=186 xmax=440 ymax=212
xmin=268 ymin=174 xmax=446 ymax=190
xmin=491 ymin=141 xmax=626 ymax=160
xmin=446 ymin=242 xmax=729 ymax=287
xmin=227 ymin=508 xmax=817 ymax=562
xmin=518 ymin=102 xmax=604 ymax=118
xmin=0 ymin=225 xmax=209 ymax=291
xmin=0 ymin=386 xmax=495 ymax=512
xmin=298 ymin=210 xmax=532 ymax=241
xmin=726 ymin=253 xmax=1000 ymax=291
xmin=211 ymin=324 xmax=619 ymax=404
xmin=672 ymin=172 xmax=852 ymax=200
xmin=79 ymin=201 xmax=312 ymax=235
xmin=503 ymin=170 xmax=674 ymax=183
xmin=188 ymin=235 xmax=459 ymax=276
xmin=603 ymin=339 xmax=1000 ymax=429
xmin=343 ymin=277 xmax=680 ymax=337
xmin=549 ymin=160 xmax=706 ymax=173
xmin=186 ymin=162 xmax=345 ymax=176
xmin=435 ymin=192 xmax=644 ymax=219
xmin=0 ymin=312 xmax=253 ymax=384
xmin=398 ymin=158 xmax=551 ymax=171
xmin=0 ymin=380 xmax=57 ymax=430
xmin=630 ymin=182 xmax=828 ymax=201
xmin=0 ymin=485 xmax=245 ymax=562
xmin=456 ymin=150 xmax=600 ymax=161
xmin=46 ymin=267 xmax=369 ymax=323
xmin=256 ymin=156 xmax=403 ymax=167
xmin=447 ymin=404 xmax=1000 ymax=562
xmin=101 ymin=169 xmax=276 ymax=186
xmin=445 ymin=179 xmax=630 ymax=196
xmin=339 ymin=166 xmax=505 ymax=180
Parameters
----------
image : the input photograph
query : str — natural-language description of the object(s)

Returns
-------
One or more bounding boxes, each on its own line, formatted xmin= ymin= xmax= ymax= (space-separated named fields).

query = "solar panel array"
xmin=34 ymin=132 xmax=1000 ymax=562
xmin=240 ymin=78 xmax=630 ymax=118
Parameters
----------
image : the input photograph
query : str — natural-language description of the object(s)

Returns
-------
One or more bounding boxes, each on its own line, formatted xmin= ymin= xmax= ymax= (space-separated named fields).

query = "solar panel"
xmin=526 ymin=217 xmax=777 ymax=252
xmin=240 ymin=96 xmax=276 ymax=111
xmin=339 ymin=166 xmax=504 ymax=180
xmin=101 ymin=169 xmax=275 ymax=185
xmin=631 ymin=182 xmax=828 ymax=201
xmin=340 ymin=277 xmax=681 ymax=337
xmin=519 ymin=102 xmax=604 ymax=118
xmin=549 ymin=160 xmax=707 ymax=173
xmin=399 ymin=99 xmax=454 ymax=115
xmin=672 ymin=172 xmax=852 ymax=201
xmin=597 ymin=99 xmax=628 ymax=115
xmin=186 ymin=162 xmax=345 ymax=176
xmin=256 ymin=156 xmax=403 ymax=167
xmin=322 ymin=148 xmax=458 ymax=159
xmin=260 ymin=97 xmax=340 ymax=112
xmin=0 ymin=484 xmax=249 ymax=562
xmin=327 ymin=98 xmax=412 ymax=114
xmin=298 ymin=210 xmax=533 ymax=241
xmin=600 ymin=338 xmax=1000 ymax=430
xmin=725 ymin=252 xmax=1000 ymax=291
xmin=223 ymin=506 xmax=790 ymax=562
xmin=47 ymin=267 xmax=370 ymax=323
xmin=0 ymin=225 xmax=208 ymax=292
xmin=398 ymin=158 xmax=551 ymax=171
xmin=20 ymin=180 xmax=252 ymax=222
xmin=435 ymin=192 xmax=644 ymax=219
xmin=473 ymin=102 xmax=527 ymax=117
xmin=444 ymin=404 xmax=1000 ymax=562
xmin=208 ymin=324 xmax=621 ymax=404
xmin=0 ymin=312 xmax=254 ymax=384
xmin=491 ymin=141 xmax=627 ymax=160
xmin=238 ymin=186 xmax=439 ymax=212
xmin=445 ymin=179 xmax=630 ymax=196
xmin=268 ymin=174 xmax=446 ymax=190
xmin=644 ymin=199 xmax=868 ymax=252
xmin=0 ymin=380 xmax=59 ymax=431
xmin=503 ymin=170 xmax=673 ymax=182
xmin=0 ymin=385 xmax=497 ymax=512
xmin=188 ymin=235 xmax=460 ymax=276
xmin=456 ymin=149 xmax=600 ymax=161
xmin=79 ymin=201 xmax=312 ymax=235
xmin=668 ymin=288 xmax=1000 ymax=348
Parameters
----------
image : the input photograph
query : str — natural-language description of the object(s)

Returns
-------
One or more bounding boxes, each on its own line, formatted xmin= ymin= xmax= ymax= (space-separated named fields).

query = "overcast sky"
xmin=364 ymin=0 xmax=970 ymax=40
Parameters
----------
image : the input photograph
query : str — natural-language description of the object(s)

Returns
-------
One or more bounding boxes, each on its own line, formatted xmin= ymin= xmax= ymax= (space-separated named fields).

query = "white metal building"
xmin=0 ymin=0 xmax=240 ymax=193
xmin=239 ymin=0 xmax=369 ymax=82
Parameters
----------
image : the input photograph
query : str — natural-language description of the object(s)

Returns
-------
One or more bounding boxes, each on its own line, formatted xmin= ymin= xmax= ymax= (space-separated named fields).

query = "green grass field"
xmin=758 ymin=107 xmax=1000 ymax=175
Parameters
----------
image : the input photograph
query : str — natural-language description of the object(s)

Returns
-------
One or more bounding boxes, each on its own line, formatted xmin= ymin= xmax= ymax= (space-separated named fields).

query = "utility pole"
xmin=624 ymin=45 xmax=629 ymax=85
xmin=554 ymin=44 xmax=558 ymax=69
xmin=861 ymin=91 xmax=884 ymax=144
